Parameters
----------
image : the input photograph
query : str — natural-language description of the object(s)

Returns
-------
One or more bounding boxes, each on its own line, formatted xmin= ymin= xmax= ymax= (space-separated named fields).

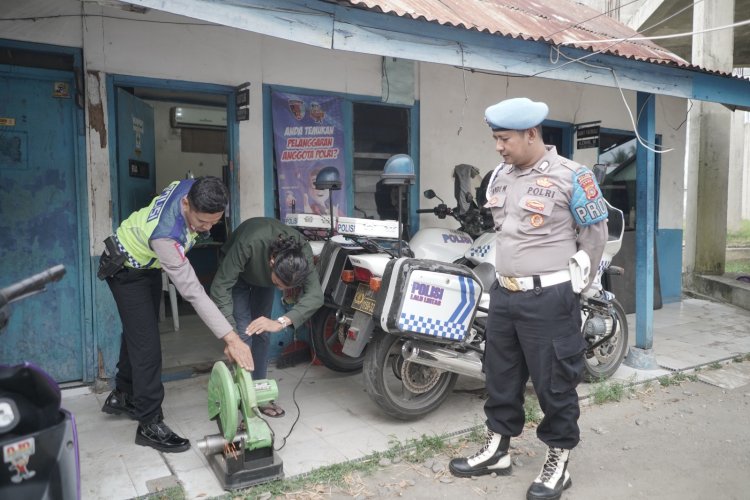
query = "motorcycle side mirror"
xmin=424 ymin=189 xmax=445 ymax=204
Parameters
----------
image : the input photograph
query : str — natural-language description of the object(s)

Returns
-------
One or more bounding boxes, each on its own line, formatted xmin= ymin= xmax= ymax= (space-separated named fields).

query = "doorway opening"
xmin=111 ymin=82 xmax=233 ymax=375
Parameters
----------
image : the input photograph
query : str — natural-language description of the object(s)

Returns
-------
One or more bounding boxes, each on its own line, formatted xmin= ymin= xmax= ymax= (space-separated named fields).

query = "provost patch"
xmin=570 ymin=167 xmax=608 ymax=226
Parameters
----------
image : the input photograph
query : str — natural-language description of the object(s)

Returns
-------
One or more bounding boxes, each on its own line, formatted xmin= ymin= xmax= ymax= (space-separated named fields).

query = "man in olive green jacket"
xmin=210 ymin=217 xmax=323 ymax=417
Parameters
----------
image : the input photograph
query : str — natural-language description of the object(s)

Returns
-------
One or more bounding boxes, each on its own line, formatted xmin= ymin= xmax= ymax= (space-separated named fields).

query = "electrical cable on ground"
xmin=269 ymin=320 xmax=318 ymax=452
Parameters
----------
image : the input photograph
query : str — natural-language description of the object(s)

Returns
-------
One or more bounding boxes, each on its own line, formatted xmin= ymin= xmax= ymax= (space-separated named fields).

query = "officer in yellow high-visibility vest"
xmin=97 ymin=176 xmax=253 ymax=453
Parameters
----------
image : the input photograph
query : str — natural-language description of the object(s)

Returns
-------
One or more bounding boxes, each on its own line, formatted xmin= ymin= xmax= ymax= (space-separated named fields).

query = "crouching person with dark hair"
xmin=210 ymin=217 xmax=324 ymax=418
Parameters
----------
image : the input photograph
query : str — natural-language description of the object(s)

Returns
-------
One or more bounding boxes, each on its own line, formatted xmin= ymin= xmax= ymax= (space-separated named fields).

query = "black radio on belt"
xmin=96 ymin=236 xmax=127 ymax=280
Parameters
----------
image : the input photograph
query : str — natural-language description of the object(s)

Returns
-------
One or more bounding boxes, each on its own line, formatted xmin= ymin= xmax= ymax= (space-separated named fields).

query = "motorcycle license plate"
xmin=351 ymin=283 xmax=377 ymax=315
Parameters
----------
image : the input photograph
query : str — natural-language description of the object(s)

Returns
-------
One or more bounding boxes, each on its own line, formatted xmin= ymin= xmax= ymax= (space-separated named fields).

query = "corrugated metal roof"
xmin=339 ymin=0 xmax=700 ymax=70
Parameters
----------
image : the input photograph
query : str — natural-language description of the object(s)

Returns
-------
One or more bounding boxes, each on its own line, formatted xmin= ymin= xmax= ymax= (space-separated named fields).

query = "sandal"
xmin=259 ymin=402 xmax=286 ymax=418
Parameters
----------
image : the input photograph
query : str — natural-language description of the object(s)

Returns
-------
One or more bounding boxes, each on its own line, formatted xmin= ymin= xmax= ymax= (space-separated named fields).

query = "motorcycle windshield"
xmin=453 ymin=164 xmax=479 ymax=216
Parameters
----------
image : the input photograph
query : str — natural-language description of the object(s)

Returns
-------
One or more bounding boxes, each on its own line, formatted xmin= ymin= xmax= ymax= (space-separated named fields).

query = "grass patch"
xmin=590 ymin=378 xmax=627 ymax=404
xmin=725 ymin=259 xmax=750 ymax=274
xmin=467 ymin=423 xmax=486 ymax=444
xmin=231 ymin=433 xmax=453 ymax=499
xmin=709 ymin=361 xmax=723 ymax=370
xmin=657 ymin=375 xmax=678 ymax=387
xmin=137 ymin=487 xmax=185 ymax=500
xmin=524 ymin=397 xmax=542 ymax=425
xmin=387 ymin=434 xmax=448 ymax=463
xmin=658 ymin=370 xmax=701 ymax=387
xmin=671 ymin=371 xmax=688 ymax=382
xmin=726 ymin=220 xmax=750 ymax=247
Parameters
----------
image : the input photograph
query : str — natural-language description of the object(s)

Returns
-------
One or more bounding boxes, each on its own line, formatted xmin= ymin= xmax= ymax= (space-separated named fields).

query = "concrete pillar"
xmin=685 ymin=0 xmax=734 ymax=275
xmin=744 ymin=113 xmax=750 ymax=221
xmin=728 ymin=109 xmax=745 ymax=232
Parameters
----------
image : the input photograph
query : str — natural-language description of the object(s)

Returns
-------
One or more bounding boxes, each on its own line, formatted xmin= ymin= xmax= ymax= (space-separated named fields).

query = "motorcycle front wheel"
xmin=310 ymin=306 xmax=364 ymax=372
xmin=583 ymin=298 xmax=629 ymax=382
xmin=363 ymin=330 xmax=458 ymax=420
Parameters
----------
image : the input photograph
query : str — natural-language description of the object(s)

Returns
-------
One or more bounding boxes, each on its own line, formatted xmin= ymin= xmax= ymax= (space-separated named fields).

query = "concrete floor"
xmin=60 ymin=297 xmax=750 ymax=499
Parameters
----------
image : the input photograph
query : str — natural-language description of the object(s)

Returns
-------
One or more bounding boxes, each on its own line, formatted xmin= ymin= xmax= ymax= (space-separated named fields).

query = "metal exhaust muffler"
xmin=401 ymin=341 xmax=485 ymax=381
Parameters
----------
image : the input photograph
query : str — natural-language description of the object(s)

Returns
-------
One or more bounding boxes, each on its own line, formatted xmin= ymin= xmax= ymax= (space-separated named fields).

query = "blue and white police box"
xmin=374 ymin=258 xmax=482 ymax=344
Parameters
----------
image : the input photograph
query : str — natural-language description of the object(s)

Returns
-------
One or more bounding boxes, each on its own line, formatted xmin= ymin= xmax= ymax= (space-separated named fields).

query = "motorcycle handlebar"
xmin=416 ymin=204 xmax=453 ymax=219
xmin=0 ymin=265 xmax=66 ymax=306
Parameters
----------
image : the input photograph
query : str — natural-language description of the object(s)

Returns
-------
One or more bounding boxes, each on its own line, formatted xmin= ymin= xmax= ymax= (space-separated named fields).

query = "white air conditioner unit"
xmin=170 ymin=106 xmax=227 ymax=129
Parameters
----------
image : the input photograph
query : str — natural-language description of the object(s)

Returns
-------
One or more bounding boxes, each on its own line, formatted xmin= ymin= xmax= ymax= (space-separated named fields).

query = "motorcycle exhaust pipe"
xmin=401 ymin=341 xmax=485 ymax=381
xmin=196 ymin=431 xmax=249 ymax=455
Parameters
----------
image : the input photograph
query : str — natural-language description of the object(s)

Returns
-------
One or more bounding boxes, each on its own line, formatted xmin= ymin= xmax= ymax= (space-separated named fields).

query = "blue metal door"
xmin=0 ymin=68 xmax=85 ymax=381
xmin=116 ymin=89 xmax=155 ymax=223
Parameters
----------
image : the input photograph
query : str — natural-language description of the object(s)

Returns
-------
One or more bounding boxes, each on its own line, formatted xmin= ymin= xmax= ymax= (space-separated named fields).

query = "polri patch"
xmin=530 ymin=214 xmax=544 ymax=227
xmin=576 ymin=170 xmax=600 ymax=200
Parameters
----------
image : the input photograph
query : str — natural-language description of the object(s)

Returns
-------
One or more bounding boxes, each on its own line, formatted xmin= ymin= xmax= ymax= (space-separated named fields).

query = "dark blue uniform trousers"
xmin=483 ymin=280 xmax=587 ymax=450
xmin=107 ymin=267 xmax=164 ymax=424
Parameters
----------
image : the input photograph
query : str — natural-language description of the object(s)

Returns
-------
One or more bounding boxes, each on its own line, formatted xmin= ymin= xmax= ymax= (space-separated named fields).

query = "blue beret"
xmin=485 ymin=98 xmax=549 ymax=131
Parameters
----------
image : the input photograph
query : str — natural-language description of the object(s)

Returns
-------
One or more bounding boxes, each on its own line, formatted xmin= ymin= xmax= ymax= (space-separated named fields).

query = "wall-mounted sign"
xmin=576 ymin=125 xmax=600 ymax=149
xmin=577 ymin=138 xmax=600 ymax=149
xmin=235 ymin=82 xmax=250 ymax=122
xmin=577 ymin=125 xmax=600 ymax=138
xmin=236 ymin=89 xmax=249 ymax=107
xmin=132 ymin=115 xmax=144 ymax=152
xmin=0 ymin=117 xmax=16 ymax=126
xmin=128 ymin=159 xmax=150 ymax=178
xmin=53 ymin=82 xmax=70 ymax=98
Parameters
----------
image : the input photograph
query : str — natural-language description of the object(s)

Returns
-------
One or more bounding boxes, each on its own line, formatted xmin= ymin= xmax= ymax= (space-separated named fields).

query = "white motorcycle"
xmin=356 ymin=201 xmax=628 ymax=419
xmin=299 ymin=166 xmax=493 ymax=372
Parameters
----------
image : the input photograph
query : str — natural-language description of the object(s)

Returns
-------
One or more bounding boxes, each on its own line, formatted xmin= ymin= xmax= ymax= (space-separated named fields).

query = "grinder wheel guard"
xmin=208 ymin=361 xmax=239 ymax=442
xmin=207 ymin=361 xmax=278 ymax=452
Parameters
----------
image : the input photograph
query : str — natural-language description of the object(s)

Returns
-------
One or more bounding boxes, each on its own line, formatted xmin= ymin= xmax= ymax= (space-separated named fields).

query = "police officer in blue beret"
xmin=449 ymin=98 xmax=608 ymax=500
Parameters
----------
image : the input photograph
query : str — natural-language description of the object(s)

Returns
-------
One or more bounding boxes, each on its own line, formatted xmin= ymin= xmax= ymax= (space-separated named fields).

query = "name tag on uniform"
xmin=519 ymin=195 xmax=554 ymax=216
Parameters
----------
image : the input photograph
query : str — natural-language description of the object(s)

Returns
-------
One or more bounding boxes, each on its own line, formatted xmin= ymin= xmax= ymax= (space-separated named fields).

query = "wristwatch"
xmin=277 ymin=316 xmax=290 ymax=329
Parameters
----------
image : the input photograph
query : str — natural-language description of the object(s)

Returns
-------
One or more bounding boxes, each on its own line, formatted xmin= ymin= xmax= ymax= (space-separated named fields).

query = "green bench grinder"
xmin=196 ymin=361 xmax=284 ymax=490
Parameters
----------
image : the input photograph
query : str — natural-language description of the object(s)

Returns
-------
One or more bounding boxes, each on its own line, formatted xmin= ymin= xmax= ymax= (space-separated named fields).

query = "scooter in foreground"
xmin=0 ymin=265 xmax=80 ymax=499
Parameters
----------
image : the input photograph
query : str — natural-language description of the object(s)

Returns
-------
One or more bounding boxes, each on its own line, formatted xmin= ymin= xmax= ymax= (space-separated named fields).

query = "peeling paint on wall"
xmin=86 ymin=70 xmax=106 ymax=148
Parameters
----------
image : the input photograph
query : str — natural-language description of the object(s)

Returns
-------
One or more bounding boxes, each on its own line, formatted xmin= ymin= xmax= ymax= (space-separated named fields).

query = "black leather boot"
xmin=135 ymin=420 xmax=190 ymax=453
xmin=526 ymin=447 xmax=572 ymax=500
xmin=101 ymin=389 xmax=136 ymax=420
xmin=449 ymin=429 xmax=511 ymax=478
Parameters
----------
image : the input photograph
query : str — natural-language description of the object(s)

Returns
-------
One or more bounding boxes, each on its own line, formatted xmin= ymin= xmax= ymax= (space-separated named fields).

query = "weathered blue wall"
xmin=90 ymin=255 xmax=121 ymax=385
xmin=657 ymin=228 xmax=683 ymax=304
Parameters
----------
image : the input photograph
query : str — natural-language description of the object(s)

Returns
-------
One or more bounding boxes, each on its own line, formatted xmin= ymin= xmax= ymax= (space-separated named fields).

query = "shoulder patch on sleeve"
xmin=570 ymin=167 xmax=608 ymax=226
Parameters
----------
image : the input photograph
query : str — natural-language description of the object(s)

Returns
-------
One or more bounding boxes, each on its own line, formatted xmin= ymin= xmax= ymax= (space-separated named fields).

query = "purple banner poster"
xmin=271 ymin=91 xmax=348 ymax=220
